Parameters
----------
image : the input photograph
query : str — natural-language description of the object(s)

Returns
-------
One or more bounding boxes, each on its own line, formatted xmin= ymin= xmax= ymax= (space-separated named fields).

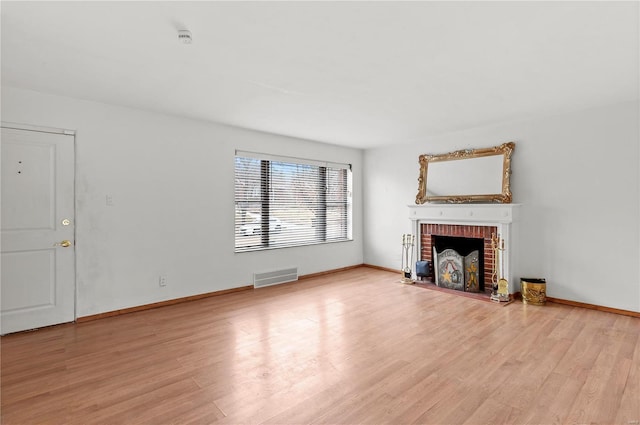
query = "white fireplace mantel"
xmin=408 ymin=203 xmax=521 ymax=293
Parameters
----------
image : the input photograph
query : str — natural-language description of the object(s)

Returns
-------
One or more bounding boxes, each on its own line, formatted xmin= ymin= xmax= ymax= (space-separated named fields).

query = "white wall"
xmin=3 ymin=86 xmax=637 ymax=314
xmin=364 ymin=102 xmax=640 ymax=312
xmin=1 ymin=86 xmax=364 ymax=317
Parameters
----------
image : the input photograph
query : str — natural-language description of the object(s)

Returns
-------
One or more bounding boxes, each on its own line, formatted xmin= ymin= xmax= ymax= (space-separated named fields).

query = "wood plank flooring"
xmin=2 ymin=267 xmax=639 ymax=424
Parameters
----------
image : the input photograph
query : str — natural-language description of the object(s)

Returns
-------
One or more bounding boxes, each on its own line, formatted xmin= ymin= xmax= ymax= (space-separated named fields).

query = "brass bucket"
xmin=521 ymin=278 xmax=546 ymax=305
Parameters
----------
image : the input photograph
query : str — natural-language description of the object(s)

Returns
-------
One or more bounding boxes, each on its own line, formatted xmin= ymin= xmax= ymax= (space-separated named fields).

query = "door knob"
xmin=54 ymin=240 xmax=72 ymax=248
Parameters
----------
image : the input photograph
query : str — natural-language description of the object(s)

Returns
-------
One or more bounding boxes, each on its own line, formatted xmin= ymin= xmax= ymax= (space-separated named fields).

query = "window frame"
xmin=234 ymin=151 xmax=352 ymax=253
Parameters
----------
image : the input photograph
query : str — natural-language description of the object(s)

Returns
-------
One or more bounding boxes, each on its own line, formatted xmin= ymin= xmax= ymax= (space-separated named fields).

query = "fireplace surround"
xmin=408 ymin=204 xmax=520 ymax=293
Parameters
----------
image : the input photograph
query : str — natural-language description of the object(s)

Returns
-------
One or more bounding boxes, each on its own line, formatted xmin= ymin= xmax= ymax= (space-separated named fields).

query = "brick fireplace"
xmin=408 ymin=203 xmax=520 ymax=294
xmin=420 ymin=223 xmax=497 ymax=293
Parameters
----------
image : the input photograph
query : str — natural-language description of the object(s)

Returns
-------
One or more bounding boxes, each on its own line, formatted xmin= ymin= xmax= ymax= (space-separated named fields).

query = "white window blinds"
xmin=234 ymin=151 xmax=352 ymax=252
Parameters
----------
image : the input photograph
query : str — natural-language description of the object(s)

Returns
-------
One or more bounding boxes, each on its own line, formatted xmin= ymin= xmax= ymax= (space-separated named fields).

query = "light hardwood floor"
xmin=2 ymin=267 xmax=639 ymax=424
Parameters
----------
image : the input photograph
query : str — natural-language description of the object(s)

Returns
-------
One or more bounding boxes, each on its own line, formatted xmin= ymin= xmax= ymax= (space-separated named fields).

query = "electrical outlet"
xmin=106 ymin=194 xmax=114 ymax=206
xmin=159 ymin=275 xmax=167 ymax=287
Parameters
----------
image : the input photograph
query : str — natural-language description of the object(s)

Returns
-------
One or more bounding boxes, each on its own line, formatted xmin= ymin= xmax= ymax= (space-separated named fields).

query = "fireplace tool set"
xmin=400 ymin=234 xmax=415 ymax=284
xmin=490 ymin=233 xmax=510 ymax=302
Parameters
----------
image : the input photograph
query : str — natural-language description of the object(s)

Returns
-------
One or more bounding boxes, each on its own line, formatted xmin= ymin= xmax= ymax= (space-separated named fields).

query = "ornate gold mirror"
xmin=415 ymin=142 xmax=515 ymax=204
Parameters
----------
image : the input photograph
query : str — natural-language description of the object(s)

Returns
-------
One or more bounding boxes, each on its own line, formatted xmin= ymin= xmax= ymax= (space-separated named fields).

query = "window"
xmin=235 ymin=151 xmax=352 ymax=252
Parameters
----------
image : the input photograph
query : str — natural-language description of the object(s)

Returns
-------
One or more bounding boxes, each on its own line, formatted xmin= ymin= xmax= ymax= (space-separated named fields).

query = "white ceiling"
xmin=2 ymin=1 xmax=638 ymax=149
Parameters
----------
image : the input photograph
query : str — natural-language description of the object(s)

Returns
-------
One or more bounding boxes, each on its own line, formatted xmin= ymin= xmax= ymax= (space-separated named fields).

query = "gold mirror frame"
xmin=415 ymin=141 xmax=515 ymax=204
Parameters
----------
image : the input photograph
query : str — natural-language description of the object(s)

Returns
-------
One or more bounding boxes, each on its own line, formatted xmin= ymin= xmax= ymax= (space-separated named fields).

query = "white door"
xmin=1 ymin=127 xmax=75 ymax=334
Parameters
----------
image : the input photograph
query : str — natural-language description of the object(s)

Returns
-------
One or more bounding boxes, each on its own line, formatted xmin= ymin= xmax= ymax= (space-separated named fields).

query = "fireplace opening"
xmin=433 ymin=235 xmax=485 ymax=293
xmin=420 ymin=223 xmax=497 ymax=296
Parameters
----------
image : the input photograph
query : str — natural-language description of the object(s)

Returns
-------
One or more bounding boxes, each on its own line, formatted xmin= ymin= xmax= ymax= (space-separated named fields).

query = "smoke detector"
xmin=178 ymin=30 xmax=192 ymax=44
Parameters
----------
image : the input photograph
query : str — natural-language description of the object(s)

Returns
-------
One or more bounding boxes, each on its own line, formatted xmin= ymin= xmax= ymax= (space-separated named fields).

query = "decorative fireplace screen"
xmin=434 ymin=249 xmax=480 ymax=292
